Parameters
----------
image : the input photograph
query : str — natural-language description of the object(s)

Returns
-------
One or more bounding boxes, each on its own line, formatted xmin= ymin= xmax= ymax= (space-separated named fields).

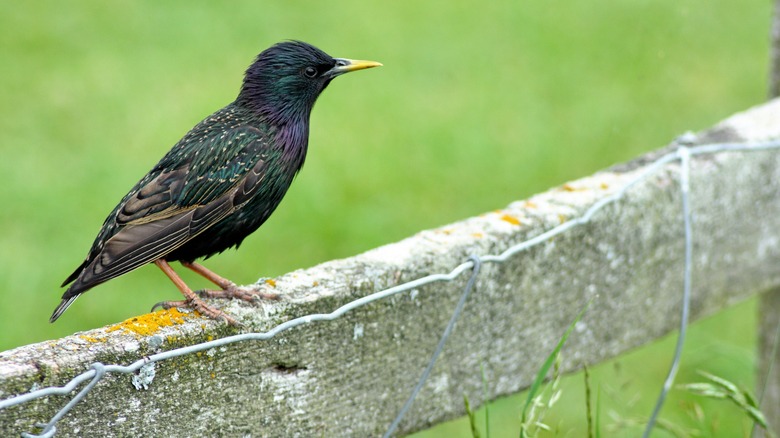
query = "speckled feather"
xmin=53 ymin=41 xmax=365 ymax=320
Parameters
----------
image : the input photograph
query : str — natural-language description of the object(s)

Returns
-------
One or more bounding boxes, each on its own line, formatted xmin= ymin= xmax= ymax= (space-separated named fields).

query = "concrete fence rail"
xmin=2 ymin=99 xmax=780 ymax=437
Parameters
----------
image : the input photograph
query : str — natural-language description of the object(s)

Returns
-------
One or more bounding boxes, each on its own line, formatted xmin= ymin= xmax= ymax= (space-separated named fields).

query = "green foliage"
xmin=519 ymin=354 xmax=562 ymax=437
xmin=520 ymin=300 xmax=591 ymax=437
xmin=682 ymin=371 xmax=773 ymax=436
xmin=464 ymin=393 xmax=482 ymax=438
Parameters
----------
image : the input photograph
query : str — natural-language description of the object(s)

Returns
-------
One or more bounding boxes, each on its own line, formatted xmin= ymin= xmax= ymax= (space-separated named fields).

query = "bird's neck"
xmin=236 ymin=79 xmax=316 ymax=125
xmin=276 ymin=118 xmax=310 ymax=172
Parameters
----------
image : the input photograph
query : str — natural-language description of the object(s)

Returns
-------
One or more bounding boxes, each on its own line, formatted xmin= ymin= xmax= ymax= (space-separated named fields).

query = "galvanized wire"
xmin=1 ymin=138 xmax=779 ymax=437
xmin=642 ymin=146 xmax=693 ymax=438
xmin=384 ymin=255 xmax=482 ymax=438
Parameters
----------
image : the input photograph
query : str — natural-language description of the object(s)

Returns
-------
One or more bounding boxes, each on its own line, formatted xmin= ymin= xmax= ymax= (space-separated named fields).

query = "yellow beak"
xmin=328 ymin=58 xmax=383 ymax=76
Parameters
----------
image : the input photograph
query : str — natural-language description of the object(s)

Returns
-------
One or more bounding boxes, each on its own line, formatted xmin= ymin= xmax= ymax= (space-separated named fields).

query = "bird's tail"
xmin=50 ymin=295 xmax=80 ymax=323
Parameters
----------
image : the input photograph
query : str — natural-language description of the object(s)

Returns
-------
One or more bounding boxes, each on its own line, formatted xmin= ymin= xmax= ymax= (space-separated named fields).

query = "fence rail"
xmin=2 ymin=99 xmax=780 ymax=437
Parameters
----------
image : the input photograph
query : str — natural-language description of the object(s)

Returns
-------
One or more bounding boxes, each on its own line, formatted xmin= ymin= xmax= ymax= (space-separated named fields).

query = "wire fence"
xmin=1 ymin=136 xmax=780 ymax=437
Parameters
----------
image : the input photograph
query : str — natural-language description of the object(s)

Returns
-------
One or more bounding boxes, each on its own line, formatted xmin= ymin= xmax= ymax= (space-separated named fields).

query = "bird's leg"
xmin=153 ymin=259 xmax=239 ymax=325
xmin=181 ymin=261 xmax=234 ymax=289
xmin=181 ymin=261 xmax=279 ymax=301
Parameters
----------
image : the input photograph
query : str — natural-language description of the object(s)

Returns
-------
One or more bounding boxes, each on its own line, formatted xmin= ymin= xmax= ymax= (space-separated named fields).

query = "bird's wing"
xmin=117 ymin=126 xmax=273 ymax=224
xmin=63 ymin=125 xmax=276 ymax=295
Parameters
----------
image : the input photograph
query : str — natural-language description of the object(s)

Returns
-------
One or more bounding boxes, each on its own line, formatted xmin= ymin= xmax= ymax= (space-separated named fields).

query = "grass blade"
xmin=464 ymin=393 xmax=481 ymax=438
xmin=520 ymin=298 xmax=594 ymax=425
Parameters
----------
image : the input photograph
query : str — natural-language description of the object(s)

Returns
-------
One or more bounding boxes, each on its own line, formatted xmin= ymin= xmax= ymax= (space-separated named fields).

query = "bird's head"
xmin=238 ymin=41 xmax=381 ymax=123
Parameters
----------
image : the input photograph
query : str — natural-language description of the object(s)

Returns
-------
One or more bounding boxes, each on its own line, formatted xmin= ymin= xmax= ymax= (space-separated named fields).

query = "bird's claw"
xmin=188 ymin=298 xmax=240 ymax=326
xmin=195 ymin=285 xmax=279 ymax=304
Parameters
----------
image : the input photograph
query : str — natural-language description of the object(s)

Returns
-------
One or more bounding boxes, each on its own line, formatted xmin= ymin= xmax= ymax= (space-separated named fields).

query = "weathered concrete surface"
xmin=2 ymin=99 xmax=780 ymax=437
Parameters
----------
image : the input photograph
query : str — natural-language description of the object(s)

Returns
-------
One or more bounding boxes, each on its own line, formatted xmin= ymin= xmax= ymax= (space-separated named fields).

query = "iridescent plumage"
xmin=52 ymin=41 xmax=381 ymax=323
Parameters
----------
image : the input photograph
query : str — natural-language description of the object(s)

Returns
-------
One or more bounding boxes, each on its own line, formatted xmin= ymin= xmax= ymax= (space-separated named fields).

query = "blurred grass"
xmin=0 ymin=0 xmax=770 ymax=435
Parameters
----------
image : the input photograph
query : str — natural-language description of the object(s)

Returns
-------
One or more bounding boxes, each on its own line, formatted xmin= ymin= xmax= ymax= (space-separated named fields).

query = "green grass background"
xmin=0 ymin=1 xmax=771 ymax=436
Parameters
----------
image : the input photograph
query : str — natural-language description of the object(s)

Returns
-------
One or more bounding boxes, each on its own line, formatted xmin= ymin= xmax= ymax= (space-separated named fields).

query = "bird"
xmin=51 ymin=41 xmax=381 ymax=325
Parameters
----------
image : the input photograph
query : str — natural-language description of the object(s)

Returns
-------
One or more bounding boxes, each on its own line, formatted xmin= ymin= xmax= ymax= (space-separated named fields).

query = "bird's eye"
xmin=303 ymin=66 xmax=318 ymax=78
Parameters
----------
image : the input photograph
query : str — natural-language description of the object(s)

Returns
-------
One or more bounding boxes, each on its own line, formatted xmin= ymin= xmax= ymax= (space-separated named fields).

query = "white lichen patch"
xmin=353 ymin=323 xmax=364 ymax=340
xmin=131 ymin=362 xmax=156 ymax=390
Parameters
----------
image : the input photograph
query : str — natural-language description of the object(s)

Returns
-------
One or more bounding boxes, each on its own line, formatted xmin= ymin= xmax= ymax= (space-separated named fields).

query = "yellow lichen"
xmin=524 ymin=201 xmax=538 ymax=209
xmin=600 ymin=182 xmax=609 ymax=189
xmin=78 ymin=335 xmax=103 ymax=343
xmin=108 ymin=308 xmax=192 ymax=337
xmin=472 ymin=232 xmax=484 ymax=238
xmin=500 ymin=214 xmax=521 ymax=226
xmin=265 ymin=278 xmax=277 ymax=287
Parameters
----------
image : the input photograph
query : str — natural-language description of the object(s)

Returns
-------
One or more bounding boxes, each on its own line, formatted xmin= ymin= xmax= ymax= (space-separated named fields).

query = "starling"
xmin=51 ymin=41 xmax=381 ymax=325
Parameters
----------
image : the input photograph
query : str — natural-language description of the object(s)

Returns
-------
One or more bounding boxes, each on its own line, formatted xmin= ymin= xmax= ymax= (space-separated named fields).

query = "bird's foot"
xmin=151 ymin=297 xmax=241 ymax=326
xmin=196 ymin=283 xmax=280 ymax=303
